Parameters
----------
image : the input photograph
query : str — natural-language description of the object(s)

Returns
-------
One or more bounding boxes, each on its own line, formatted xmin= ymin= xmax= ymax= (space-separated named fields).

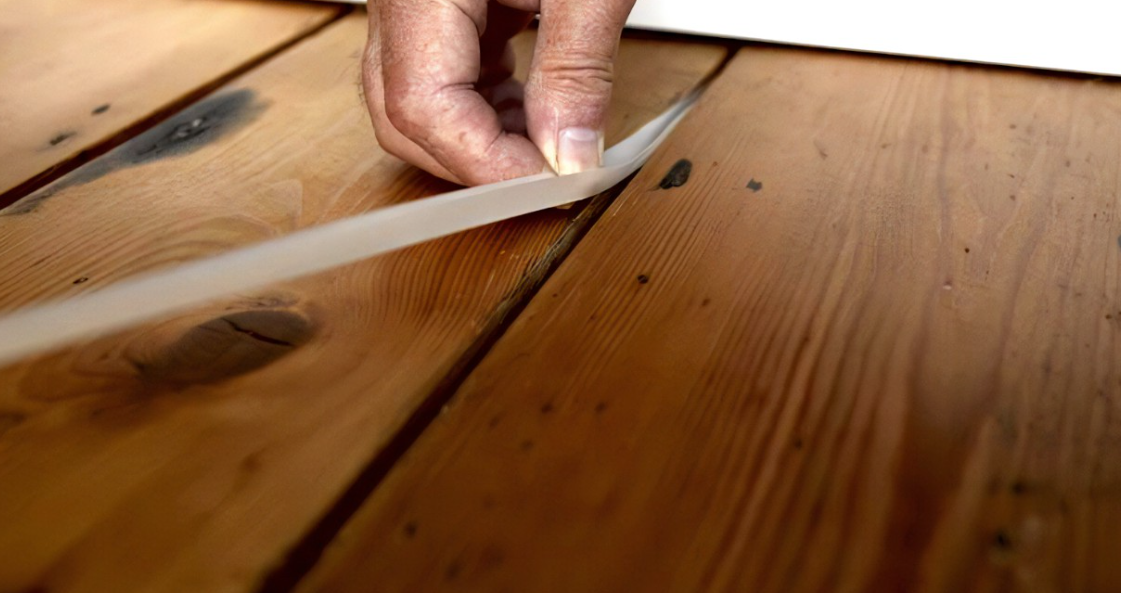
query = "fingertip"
xmin=524 ymin=1 xmax=629 ymax=176
xmin=556 ymin=127 xmax=603 ymax=175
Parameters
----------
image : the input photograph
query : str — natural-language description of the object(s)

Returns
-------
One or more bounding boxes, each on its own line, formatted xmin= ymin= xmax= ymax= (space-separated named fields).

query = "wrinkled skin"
xmin=363 ymin=0 xmax=637 ymax=185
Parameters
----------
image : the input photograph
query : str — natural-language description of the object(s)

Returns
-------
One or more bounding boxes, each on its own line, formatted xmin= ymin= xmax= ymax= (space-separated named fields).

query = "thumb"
xmin=525 ymin=0 xmax=635 ymax=175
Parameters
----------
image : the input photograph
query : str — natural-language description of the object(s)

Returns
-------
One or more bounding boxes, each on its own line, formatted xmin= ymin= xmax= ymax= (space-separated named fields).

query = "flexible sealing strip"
xmin=0 ymin=90 xmax=699 ymax=367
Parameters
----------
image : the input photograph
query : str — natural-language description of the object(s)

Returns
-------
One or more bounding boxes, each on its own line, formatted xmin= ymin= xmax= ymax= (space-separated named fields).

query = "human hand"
xmin=362 ymin=0 xmax=636 ymax=185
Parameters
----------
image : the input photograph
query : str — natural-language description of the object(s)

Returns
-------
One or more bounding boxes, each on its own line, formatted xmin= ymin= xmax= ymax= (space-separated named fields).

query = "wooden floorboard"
xmin=295 ymin=46 xmax=1121 ymax=593
xmin=0 ymin=0 xmax=342 ymax=204
xmin=0 ymin=13 xmax=726 ymax=593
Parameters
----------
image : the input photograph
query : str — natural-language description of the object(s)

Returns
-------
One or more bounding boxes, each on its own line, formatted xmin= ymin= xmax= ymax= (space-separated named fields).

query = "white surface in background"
xmin=628 ymin=0 xmax=1121 ymax=76
xmin=325 ymin=0 xmax=1121 ymax=76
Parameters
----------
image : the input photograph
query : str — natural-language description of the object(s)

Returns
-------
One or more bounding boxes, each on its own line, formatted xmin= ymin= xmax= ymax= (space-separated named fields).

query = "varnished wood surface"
xmin=0 ymin=0 xmax=340 ymax=201
xmin=0 ymin=12 xmax=726 ymax=593
xmin=297 ymin=47 xmax=1121 ymax=592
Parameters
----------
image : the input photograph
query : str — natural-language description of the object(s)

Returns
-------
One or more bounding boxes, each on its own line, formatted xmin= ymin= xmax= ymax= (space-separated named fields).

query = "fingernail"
xmin=556 ymin=127 xmax=602 ymax=175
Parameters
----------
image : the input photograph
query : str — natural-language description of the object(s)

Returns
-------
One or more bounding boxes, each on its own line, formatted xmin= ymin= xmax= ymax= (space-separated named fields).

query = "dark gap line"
xmin=0 ymin=5 xmax=353 ymax=212
xmin=253 ymin=47 xmax=739 ymax=593
xmin=253 ymin=179 xmax=630 ymax=593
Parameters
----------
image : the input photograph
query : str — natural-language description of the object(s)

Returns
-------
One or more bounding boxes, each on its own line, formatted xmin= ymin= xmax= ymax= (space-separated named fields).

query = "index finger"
xmin=378 ymin=0 xmax=547 ymax=185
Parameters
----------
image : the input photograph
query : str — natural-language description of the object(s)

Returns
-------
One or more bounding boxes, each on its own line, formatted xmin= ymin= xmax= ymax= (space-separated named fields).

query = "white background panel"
xmin=316 ymin=0 xmax=1121 ymax=76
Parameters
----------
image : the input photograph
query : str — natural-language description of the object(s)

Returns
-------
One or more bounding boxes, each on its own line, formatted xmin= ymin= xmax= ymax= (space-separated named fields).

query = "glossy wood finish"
xmin=0 ymin=13 xmax=726 ymax=591
xmin=296 ymin=46 xmax=1121 ymax=593
xmin=0 ymin=12 xmax=726 ymax=593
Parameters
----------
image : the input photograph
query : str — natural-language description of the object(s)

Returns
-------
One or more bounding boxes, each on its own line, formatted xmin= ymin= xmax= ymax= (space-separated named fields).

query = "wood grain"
xmin=0 ymin=0 xmax=341 ymax=201
xmin=0 ymin=13 xmax=725 ymax=593
xmin=297 ymin=48 xmax=1121 ymax=593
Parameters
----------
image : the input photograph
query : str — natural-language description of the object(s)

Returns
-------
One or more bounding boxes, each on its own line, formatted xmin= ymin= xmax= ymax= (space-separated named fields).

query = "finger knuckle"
xmin=532 ymin=52 xmax=615 ymax=102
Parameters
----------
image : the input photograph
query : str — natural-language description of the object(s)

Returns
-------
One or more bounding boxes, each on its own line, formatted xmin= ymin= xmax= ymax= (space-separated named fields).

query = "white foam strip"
xmin=0 ymin=91 xmax=699 ymax=367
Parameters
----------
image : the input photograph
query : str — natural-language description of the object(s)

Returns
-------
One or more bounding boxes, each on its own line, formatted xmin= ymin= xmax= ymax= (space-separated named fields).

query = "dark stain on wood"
xmin=92 ymin=104 xmax=111 ymax=115
xmin=72 ymin=277 xmax=88 ymax=285
xmin=48 ymin=131 xmax=76 ymax=147
xmin=125 ymin=89 xmax=266 ymax=165
xmin=0 ymin=411 xmax=27 ymax=437
xmin=4 ymin=90 xmax=267 ymax=215
xmin=1 ymin=188 xmax=55 ymax=216
xmin=132 ymin=308 xmax=313 ymax=385
xmin=746 ymin=178 xmax=763 ymax=192
xmin=658 ymin=159 xmax=692 ymax=189
xmin=637 ymin=274 xmax=650 ymax=284
xmin=240 ymin=451 xmax=263 ymax=474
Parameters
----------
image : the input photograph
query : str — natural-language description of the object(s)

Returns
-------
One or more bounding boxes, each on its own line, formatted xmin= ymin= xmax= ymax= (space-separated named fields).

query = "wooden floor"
xmin=1 ymin=4 xmax=1118 ymax=593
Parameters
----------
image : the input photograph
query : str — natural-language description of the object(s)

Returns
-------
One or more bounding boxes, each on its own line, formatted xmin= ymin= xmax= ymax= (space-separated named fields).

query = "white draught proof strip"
xmin=0 ymin=91 xmax=700 ymax=367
